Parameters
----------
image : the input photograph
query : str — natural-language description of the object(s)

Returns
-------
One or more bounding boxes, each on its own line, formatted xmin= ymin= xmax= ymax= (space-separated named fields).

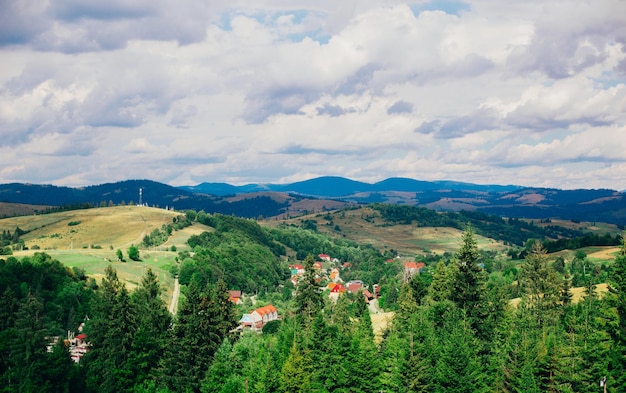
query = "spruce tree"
xmin=450 ymin=226 xmax=487 ymax=337
xmin=3 ymin=292 xmax=50 ymax=392
xmin=128 ymin=268 xmax=171 ymax=388
xmin=607 ymin=233 xmax=626 ymax=390
xmin=83 ymin=265 xmax=138 ymax=393
xmin=281 ymin=343 xmax=312 ymax=393
xmin=520 ymin=242 xmax=561 ymax=326
xmin=294 ymin=255 xmax=324 ymax=324
xmin=160 ymin=277 xmax=236 ymax=393
xmin=429 ymin=260 xmax=453 ymax=302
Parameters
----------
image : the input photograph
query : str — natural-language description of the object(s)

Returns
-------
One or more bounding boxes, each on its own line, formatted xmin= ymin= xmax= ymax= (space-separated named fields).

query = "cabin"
xmin=239 ymin=304 xmax=279 ymax=331
xmin=228 ymin=290 xmax=242 ymax=304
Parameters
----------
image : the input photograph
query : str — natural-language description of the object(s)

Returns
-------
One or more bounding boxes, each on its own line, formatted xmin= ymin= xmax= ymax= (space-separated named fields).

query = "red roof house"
xmin=239 ymin=304 xmax=279 ymax=330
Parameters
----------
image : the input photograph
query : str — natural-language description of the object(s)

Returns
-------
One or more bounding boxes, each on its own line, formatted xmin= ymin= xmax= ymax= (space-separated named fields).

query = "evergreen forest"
xmin=1 ymin=208 xmax=626 ymax=393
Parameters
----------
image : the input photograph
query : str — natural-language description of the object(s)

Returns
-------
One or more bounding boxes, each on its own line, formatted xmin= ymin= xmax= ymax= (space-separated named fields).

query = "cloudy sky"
xmin=1 ymin=0 xmax=626 ymax=190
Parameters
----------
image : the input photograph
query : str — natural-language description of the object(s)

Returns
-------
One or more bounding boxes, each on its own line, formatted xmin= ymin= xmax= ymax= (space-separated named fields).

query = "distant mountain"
xmin=180 ymin=176 xmax=523 ymax=197
xmin=182 ymin=182 xmax=241 ymax=196
xmin=1 ymin=177 xmax=625 ymax=225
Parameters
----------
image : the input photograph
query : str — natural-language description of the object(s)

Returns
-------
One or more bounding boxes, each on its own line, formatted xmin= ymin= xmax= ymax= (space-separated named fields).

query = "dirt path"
xmin=169 ymin=278 xmax=180 ymax=315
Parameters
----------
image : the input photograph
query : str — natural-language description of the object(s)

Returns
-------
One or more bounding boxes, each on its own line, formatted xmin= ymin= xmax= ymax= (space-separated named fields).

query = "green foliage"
xmin=262 ymin=319 xmax=281 ymax=334
xmin=128 ymin=244 xmax=140 ymax=261
xmin=3 ymin=214 xmax=626 ymax=392
xmin=160 ymin=278 xmax=236 ymax=393
xmin=281 ymin=344 xmax=313 ymax=393
xmin=181 ymin=214 xmax=288 ymax=292
xmin=371 ymin=203 xmax=587 ymax=246
xmin=294 ymin=255 xmax=324 ymax=323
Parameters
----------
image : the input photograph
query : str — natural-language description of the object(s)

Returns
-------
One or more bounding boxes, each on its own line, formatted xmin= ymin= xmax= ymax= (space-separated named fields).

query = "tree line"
xmin=2 ymin=211 xmax=626 ymax=392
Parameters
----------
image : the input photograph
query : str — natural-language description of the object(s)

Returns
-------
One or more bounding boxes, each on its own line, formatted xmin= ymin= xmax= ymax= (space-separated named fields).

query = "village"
xmin=233 ymin=253 xmax=424 ymax=332
xmin=56 ymin=253 xmax=424 ymax=360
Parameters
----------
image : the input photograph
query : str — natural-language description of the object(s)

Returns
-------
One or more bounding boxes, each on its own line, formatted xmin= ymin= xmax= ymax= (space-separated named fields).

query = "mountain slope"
xmin=1 ymin=177 xmax=626 ymax=225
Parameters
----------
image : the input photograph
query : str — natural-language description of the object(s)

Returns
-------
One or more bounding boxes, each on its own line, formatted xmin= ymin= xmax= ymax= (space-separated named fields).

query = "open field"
xmin=531 ymin=218 xmax=623 ymax=235
xmin=510 ymin=283 xmax=609 ymax=308
xmin=0 ymin=202 xmax=53 ymax=217
xmin=3 ymin=205 xmax=621 ymax=308
xmin=0 ymin=206 xmax=213 ymax=303
xmin=264 ymin=206 xmax=509 ymax=256
xmin=11 ymin=248 xmax=179 ymax=304
xmin=0 ymin=206 xmax=182 ymax=250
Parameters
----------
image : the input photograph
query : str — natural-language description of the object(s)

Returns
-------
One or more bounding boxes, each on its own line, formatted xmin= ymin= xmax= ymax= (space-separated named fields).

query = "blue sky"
xmin=1 ymin=0 xmax=625 ymax=190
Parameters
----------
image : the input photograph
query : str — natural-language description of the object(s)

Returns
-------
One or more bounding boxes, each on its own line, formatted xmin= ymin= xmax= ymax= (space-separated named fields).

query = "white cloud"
xmin=0 ymin=0 xmax=625 ymax=190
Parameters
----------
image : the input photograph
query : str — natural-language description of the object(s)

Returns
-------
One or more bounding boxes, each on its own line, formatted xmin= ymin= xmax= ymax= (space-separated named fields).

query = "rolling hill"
xmin=1 ymin=177 xmax=626 ymax=225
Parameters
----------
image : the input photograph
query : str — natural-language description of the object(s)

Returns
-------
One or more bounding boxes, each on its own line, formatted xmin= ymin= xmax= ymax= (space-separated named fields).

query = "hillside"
xmin=2 ymin=177 xmax=626 ymax=225
xmin=0 ymin=206 xmax=181 ymax=250
xmin=262 ymin=206 xmax=507 ymax=256
xmin=0 ymin=206 xmax=211 ymax=299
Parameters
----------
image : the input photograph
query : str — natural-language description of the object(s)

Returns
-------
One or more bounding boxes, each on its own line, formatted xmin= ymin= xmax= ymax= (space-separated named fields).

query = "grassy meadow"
xmin=2 ymin=204 xmax=621 ymax=306
xmin=0 ymin=206 xmax=207 ymax=301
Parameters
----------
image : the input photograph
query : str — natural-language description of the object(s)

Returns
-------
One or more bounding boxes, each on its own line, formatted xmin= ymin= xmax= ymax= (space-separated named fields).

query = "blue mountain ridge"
xmin=180 ymin=176 xmax=523 ymax=197
xmin=1 ymin=177 xmax=625 ymax=225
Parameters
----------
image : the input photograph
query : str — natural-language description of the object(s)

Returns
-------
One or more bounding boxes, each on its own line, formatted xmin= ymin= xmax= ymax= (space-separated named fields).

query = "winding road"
xmin=169 ymin=278 xmax=180 ymax=315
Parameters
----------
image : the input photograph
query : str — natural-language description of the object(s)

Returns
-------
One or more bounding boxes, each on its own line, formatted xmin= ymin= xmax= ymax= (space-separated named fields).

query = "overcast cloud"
xmin=1 ymin=0 xmax=626 ymax=190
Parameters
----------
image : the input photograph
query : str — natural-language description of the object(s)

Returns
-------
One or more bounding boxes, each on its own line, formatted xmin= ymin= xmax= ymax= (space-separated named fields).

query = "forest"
xmin=1 ymin=209 xmax=626 ymax=393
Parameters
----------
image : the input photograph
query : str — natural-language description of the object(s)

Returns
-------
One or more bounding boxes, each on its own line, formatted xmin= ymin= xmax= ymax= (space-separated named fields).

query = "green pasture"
xmin=13 ymin=248 xmax=178 ymax=304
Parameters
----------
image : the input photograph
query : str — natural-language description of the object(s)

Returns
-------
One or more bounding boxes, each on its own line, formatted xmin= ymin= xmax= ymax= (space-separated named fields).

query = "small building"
xmin=289 ymin=264 xmax=305 ymax=275
xmin=318 ymin=254 xmax=331 ymax=262
xmin=228 ymin=290 xmax=242 ymax=304
xmin=239 ymin=304 xmax=279 ymax=331
xmin=346 ymin=281 xmax=363 ymax=294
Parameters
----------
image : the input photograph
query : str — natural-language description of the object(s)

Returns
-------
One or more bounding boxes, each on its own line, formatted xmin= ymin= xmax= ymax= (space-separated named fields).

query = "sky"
xmin=1 ymin=0 xmax=626 ymax=190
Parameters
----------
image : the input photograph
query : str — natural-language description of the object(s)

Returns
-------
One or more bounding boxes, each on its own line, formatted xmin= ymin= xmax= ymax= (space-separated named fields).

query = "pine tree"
xmin=160 ymin=277 xmax=236 ymax=393
xmin=281 ymin=343 xmax=312 ymax=393
xmin=520 ymin=242 xmax=562 ymax=327
xmin=83 ymin=265 xmax=138 ymax=393
xmin=294 ymin=255 xmax=324 ymax=324
xmin=606 ymin=233 xmax=626 ymax=390
xmin=450 ymin=226 xmax=487 ymax=338
xmin=128 ymin=268 xmax=172 ymax=388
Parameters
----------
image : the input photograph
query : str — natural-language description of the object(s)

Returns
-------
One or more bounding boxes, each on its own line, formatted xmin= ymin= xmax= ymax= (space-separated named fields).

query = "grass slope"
xmin=264 ymin=206 xmax=508 ymax=256
xmin=0 ymin=206 xmax=210 ymax=303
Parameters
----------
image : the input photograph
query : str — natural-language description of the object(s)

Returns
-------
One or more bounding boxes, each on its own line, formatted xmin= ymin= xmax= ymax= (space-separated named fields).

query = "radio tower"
xmin=139 ymin=188 xmax=143 ymax=206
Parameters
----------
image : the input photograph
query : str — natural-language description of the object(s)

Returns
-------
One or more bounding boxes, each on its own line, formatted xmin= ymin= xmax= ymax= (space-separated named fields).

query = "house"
xmin=66 ymin=332 xmax=89 ymax=363
xmin=329 ymin=268 xmax=340 ymax=282
xmin=239 ymin=304 xmax=279 ymax=331
xmin=346 ymin=280 xmax=373 ymax=304
xmin=313 ymin=262 xmax=323 ymax=269
xmin=346 ymin=281 xmax=363 ymax=294
xmin=228 ymin=290 xmax=242 ymax=304
xmin=404 ymin=261 xmax=425 ymax=274
xmin=404 ymin=262 xmax=425 ymax=281
xmin=318 ymin=253 xmax=331 ymax=262
xmin=373 ymin=284 xmax=381 ymax=299
xmin=289 ymin=264 xmax=305 ymax=275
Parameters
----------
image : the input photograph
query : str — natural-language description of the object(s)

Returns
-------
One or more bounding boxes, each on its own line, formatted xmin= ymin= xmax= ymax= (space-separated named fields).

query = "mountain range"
xmin=1 ymin=177 xmax=625 ymax=226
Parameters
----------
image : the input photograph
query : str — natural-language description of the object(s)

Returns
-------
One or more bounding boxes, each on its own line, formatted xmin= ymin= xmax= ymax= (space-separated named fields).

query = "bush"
xmin=128 ymin=245 xmax=140 ymax=261
xmin=262 ymin=320 xmax=281 ymax=334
